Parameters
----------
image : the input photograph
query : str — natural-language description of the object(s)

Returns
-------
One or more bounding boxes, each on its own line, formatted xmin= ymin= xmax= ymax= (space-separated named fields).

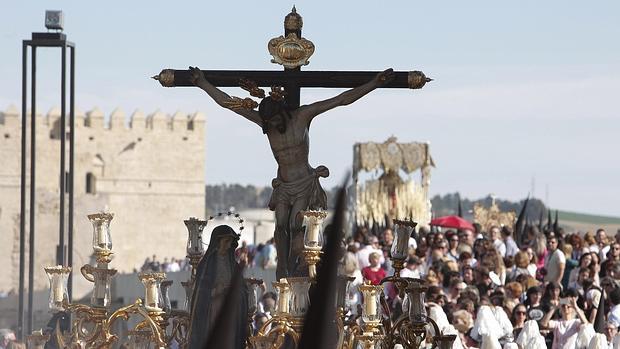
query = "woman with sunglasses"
xmin=511 ymin=304 xmax=528 ymax=338
xmin=540 ymin=297 xmax=589 ymax=349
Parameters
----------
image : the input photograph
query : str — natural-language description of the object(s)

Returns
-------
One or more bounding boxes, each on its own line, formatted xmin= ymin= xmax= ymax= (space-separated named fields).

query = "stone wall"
xmin=0 ymin=105 xmax=206 ymax=300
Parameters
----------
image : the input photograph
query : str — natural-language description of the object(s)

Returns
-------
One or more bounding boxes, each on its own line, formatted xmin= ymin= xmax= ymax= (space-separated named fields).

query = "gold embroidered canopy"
xmin=352 ymin=137 xmax=434 ymax=227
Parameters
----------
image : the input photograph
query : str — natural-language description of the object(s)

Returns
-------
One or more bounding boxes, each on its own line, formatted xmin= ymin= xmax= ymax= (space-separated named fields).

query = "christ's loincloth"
xmin=268 ymin=165 xmax=329 ymax=211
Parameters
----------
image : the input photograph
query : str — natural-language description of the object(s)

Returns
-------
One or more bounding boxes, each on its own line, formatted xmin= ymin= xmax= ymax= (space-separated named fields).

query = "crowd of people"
xmin=4 ymin=222 xmax=619 ymax=348
xmin=333 ymin=224 xmax=620 ymax=349
xmin=137 ymin=239 xmax=278 ymax=274
xmin=138 ymin=255 xmax=190 ymax=273
xmin=131 ymin=222 xmax=620 ymax=349
xmin=223 ymin=223 xmax=620 ymax=348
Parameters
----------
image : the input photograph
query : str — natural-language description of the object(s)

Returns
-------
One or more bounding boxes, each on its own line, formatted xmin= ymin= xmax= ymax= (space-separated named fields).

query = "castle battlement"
xmin=0 ymin=105 xmax=205 ymax=133
xmin=0 ymin=103 xmax=206 ymax=301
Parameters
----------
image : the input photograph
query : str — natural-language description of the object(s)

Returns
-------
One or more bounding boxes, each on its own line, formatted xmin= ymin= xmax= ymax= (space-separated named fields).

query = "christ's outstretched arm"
xmin=189 ymin=66 xmax=262 ymax=126
xmin=296 ymin=68 xmax=395 ymax=123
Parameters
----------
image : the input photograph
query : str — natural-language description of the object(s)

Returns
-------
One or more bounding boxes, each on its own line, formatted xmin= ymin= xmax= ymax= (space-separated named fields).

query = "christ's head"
xmin=259 ymin=97 xmax=290 ymax=134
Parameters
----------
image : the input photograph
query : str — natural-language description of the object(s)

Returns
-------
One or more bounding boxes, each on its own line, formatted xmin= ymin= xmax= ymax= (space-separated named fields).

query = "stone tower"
xmin=0 ymin=105 xmax=205 ymax=298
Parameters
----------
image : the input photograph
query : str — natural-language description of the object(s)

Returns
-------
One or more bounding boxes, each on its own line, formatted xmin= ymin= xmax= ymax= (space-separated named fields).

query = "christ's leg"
xmin=274 ymin=202 xmax=291 ymax=280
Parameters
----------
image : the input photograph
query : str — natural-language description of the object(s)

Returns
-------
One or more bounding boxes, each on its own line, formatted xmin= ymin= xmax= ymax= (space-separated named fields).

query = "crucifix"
xmin=153 ymin=7 xmax=431 ymax=279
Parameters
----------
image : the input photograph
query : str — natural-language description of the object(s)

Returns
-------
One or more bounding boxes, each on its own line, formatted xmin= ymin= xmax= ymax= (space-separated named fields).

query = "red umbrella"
xmin=430 ymin=215 xmax=474 ymax=231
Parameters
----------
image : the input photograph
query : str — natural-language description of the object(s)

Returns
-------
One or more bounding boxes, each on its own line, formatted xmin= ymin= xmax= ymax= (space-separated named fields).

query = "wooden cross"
xmin=153 ymin=7 xmax=433 ymax=280
xmin=153 ymin=7 xmax=431 ymax=108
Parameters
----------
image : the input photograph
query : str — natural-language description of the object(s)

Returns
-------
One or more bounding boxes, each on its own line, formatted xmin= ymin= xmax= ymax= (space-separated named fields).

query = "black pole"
xmin=59 ymin=45 xmax=66 ymax=266
xmin=18 ymin=41 xmax=27 ymax=341
xmin=27 ymin=46 xmax=37 ymax=336
xmin=68 ymin=45 xmax=75 ymax=300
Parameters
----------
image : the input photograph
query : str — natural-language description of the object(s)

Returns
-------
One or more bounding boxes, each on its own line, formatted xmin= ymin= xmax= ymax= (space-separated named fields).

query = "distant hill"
xmin=558 ymin=211 xmax=620 ymax=225
xmin=557 ymin=210 xmax=620 ymax=234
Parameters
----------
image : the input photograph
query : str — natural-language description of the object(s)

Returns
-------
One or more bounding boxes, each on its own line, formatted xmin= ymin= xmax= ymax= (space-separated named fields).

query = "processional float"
xmin=42 ymin=211 xmax=456 ymax=348
xmin=473 ymin=195 xmax=517 ymax=232
xmin=36 ymin=6 xmax=454 ymax=349
xmin=353 ymin=137 xmax=434 ymax=229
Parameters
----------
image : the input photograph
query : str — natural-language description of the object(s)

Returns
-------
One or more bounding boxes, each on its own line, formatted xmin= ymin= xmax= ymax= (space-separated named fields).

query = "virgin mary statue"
xmin=188 ymin=225 xmax=248 ymax=349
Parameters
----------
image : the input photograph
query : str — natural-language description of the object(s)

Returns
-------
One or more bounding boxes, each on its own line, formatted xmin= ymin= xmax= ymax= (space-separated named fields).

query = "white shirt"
xmin=494 ymin=239 xmax=507 ymax=258
xmin=400 ymin=267 xmax=420 ymax=279
xmin=356 ymin=245 xmax=384 ymax=269
xmin=600 ymin=245 xmax=611 ymax=262
xmin=544 ymin=249 xmax=566 ymax=283
xmin=167 ymin=262 xmax=181 ymax=272
xmin=505 ymin=237 xmax=519 ymax=258
xmin=548 ymin=318 xmax=580 ymax=349
xmin=609 ymin=304 xmax=620 ymax=326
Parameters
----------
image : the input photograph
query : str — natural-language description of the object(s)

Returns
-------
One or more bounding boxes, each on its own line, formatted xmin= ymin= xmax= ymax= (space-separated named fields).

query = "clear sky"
xmin=1 ymin=2 xmax=619 ymax=216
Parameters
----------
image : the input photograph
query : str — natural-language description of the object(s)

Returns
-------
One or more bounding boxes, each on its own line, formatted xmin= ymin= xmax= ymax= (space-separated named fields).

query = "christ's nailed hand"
xmin=188 ymin=66 xmax=205 ymax=85
xmin=375 ymin=68 xmax=395 ymax=87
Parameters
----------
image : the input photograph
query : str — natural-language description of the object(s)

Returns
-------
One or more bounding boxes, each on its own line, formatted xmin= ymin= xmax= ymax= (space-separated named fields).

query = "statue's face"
xmin=267 ymin=113 xmax=286 ymax=133
xmin=217 ymin=236 xmax=235 ymax=254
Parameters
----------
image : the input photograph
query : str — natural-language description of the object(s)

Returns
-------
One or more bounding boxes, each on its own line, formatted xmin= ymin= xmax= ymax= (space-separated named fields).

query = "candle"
xmin=307 ymin=220 xmax=320 ymax=244
xmin=278 ymin=292 xmax=289 ymax=314
xmin=365 ymin=291 xmax=377 ymax=317
xmin=51 ymin=276 xmax=64 ymax=303
xmin=146 ymin=283 xmax=158 ymax=308
xmin=97 ymin=225 xmax=106 ymax=249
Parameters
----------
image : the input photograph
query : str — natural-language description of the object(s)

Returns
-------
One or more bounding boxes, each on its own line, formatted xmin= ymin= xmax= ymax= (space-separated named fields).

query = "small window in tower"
xmin=86 ymin=172 xmax=96 ymax=194
xmin=187 ymin=119 xmax=194 ymax=130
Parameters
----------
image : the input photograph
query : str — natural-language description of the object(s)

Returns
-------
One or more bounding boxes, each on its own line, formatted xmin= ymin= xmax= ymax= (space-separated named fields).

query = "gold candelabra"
xmin=40 ymin=210 xmax=455 ymax=349
xmin=250 ymin=278 xmax=300 ymax=348
xmin=300 ymin=210 xmax=328 ymax=278
xmin=45 ymin=212 xmax=188 ymax=349
xmin=372 ymin=218 xmax=456 ymax=349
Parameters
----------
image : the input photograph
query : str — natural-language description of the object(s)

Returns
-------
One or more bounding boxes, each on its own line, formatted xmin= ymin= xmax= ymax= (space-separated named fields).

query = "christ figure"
xmin=189 ymin=66 xmax=395 ymax=279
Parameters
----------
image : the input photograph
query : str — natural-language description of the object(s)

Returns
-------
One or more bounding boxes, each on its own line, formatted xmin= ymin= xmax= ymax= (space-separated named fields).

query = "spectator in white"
xmin=540 ymin=297 xmax=589 ymax=349
xmin=490 ymin=226 xmax=506 ymax=258
xmin=400 ymin=257 xmax=422 ymax=279
xmin=168 ymin=258 xmax=181 ymax=272
xmin=544 ymin=236 xmax=566 ymax=285
xmin=604 ymin=320 xmax=618 ymax=348
xmin=502 ymin=226 xmax=519 ymax=258
xmin=356 ymin=236 xmax=384 ymax=269
xmin=259 ymin=238 xmax=277 ymax=269
xmin=597 ymin=229 xmax=611 ymax=262
xmin=607 ymin=288 xmax=620 ymax=326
